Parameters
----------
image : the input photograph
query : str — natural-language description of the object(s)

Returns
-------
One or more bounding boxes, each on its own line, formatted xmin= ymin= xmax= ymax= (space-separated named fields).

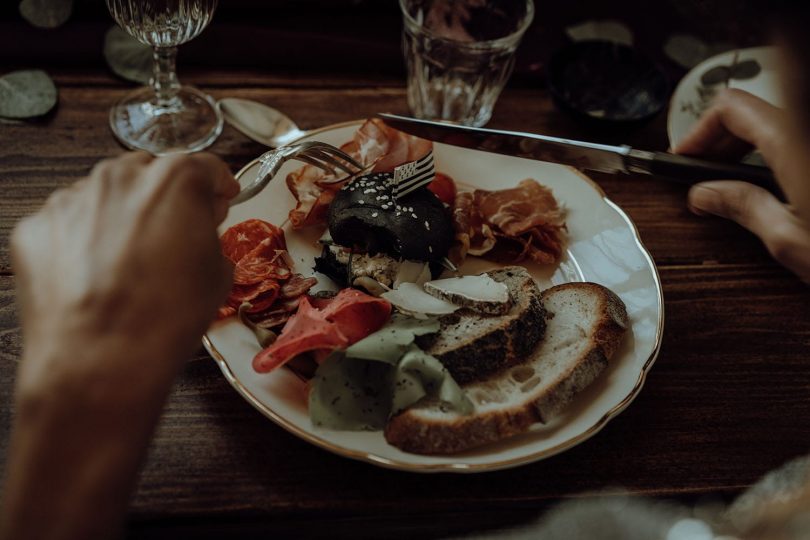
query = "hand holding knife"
xmin=377 ymin=113 xmax=781 ymax=196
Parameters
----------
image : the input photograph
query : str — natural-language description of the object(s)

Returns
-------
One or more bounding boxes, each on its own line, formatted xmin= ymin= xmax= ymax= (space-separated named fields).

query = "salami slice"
xmin=227 ymin=279 xmax=279 ymax=305
xmin=220 ymin=219 xmax=287 ymax=264
xmin=279 ymin=275 xmax=318 ymax=299
xmin=233 ymin=239 xmax=292 ymax=285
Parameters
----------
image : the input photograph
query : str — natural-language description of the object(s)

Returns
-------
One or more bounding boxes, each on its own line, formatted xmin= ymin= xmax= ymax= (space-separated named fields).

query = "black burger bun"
xmin=328 ymin=172 xmax=453 ymax=261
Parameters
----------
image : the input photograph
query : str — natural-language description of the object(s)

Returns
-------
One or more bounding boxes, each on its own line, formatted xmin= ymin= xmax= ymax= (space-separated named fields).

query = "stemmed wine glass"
xmin=106 ymin=0 xmax=222 ymax=155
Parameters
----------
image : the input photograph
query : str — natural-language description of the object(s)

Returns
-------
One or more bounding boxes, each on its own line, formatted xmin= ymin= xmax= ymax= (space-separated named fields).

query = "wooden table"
xmin=2 ymin=4 xmax=809 ymax=538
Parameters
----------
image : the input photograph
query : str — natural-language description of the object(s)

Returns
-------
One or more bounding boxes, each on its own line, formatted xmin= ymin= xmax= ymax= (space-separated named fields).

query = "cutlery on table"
xmin=377 ymin=113 xmax=781 ymax=196
xmin=218 ymin=98 xmax=305 ymax=147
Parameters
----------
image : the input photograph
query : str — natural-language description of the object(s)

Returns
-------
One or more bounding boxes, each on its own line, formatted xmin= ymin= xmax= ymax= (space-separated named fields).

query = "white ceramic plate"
xmin=204 ymin=120 xmax=664 ymax=473
xmin=668 ymin=46 xmax=782 ymax=149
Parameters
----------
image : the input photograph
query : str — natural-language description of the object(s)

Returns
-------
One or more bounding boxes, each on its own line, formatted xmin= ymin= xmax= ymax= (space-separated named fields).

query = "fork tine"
xmin=307 ymin=148 xmax=358 ymax=175
xmin=295 ymin=153 xmax=337 ymax=175
xmin=232 ymin=141 xmax=369 ymax=206
xmin=306 ymin=142 xmax=365 ymax=169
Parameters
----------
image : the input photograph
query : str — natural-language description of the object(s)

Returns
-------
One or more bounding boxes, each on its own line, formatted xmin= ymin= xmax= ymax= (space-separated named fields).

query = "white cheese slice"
xmin=423 ymin=274 xmax=511 ymax=315
xmin=381 ymin=282 xmax=459 ymax=317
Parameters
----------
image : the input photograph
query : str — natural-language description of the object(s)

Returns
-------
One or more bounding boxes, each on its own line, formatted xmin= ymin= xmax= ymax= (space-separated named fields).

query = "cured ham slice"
xmin=475 ymin=179 xmax=565 ymax=238
xmin=252 ymin=289 xmax=391 ymax=373
xmin=451 ymin=179 xmax=566 ymax=265
xmin=286 ymin=119 xmax=432 ymax=228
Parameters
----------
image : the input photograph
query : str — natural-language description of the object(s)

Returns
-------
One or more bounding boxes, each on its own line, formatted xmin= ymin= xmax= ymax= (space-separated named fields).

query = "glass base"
xmin=109 ymin=86 xmax=223 ymax=155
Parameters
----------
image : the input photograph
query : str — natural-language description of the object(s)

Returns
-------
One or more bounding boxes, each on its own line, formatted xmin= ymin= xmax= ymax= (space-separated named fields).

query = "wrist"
xmin=16 ymin=326 xmax=184 ymax=416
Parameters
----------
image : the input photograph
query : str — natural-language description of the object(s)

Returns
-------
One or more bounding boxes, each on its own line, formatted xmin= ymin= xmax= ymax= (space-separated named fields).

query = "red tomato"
xmin=428 ymin=173 xmax=457 ymax=206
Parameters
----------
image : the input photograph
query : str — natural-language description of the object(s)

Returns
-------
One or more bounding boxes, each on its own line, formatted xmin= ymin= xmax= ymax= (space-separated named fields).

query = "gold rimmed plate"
xmin=203 ymin=120 xmax=664 ymax=473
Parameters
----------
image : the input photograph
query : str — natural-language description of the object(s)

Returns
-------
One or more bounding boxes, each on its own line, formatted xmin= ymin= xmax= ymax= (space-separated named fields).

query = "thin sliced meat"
xmin=467 ymin=214 xmax=496 ymax=256
xmin=475 ymin=179 xmax=565 ymax=236
xmin=218 ymin=219 xmax=302 ymax=321
xmin=227 ymin=279 xmax=280 ymax=305
xmin=251 ymin=289 xmax=391 ymax=373
xmin=252 ymin=297 xmax=349 ymax=373
xmin=253 ymin=298 xmax=302 ymax=329
xmin=254 ymin=312 xmax=295 ymax=330
xmin=242 ymin=289 xmax=282 ymax=314
xmin=286 ymin=119 xmax=432 ymax=228
xmin=218 ymin=306 xmax=237 ymax=319
xmin=279 ymin=275 xmax=318 ymax=299
xmin=318 ymin=288 xmax=392 ymax=343
xmin=233 ymin=240 xmax=292 ymax=285
xmin=449 ymin=179 xmax=566 ymax=265
xmin=221 ymin=219 xmax=286 ymax=264
xmin=451 ymin=191 xmax=473 ymax=261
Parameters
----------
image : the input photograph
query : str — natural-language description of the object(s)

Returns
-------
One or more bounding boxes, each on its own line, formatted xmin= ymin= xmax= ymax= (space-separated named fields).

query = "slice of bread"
xmin=414 ymin=267 xmax=546 ymax=384
xmin=385 ymin=282 xmax=629 ymax=454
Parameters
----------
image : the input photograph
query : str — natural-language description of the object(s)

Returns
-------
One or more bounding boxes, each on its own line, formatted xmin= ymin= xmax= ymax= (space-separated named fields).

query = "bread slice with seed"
xmin=385 ymin=282 xmax=628 ymax=455
xmin=414 ymin=267 xmax=546 ymax=384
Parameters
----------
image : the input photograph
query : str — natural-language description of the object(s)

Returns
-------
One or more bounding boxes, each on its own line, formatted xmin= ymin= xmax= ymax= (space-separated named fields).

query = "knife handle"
xmin=643 ymin=151 xmax=782 ymax=196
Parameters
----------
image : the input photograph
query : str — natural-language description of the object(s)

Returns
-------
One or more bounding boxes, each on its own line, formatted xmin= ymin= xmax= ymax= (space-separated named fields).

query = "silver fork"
xmin=230 ymin=141 xmax=368 ymax=206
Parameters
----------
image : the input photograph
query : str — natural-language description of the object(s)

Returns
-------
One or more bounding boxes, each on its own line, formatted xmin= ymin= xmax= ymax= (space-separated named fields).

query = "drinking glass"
xmin=106 ymin=0 xmax=222 ymax=155
xmin=400 ymin=0 xmax=534 ymax=127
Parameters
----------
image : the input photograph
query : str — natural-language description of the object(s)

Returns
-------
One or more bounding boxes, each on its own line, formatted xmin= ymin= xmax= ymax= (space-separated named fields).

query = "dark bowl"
xmin=546 ymin=40 xmax=669 ymax=125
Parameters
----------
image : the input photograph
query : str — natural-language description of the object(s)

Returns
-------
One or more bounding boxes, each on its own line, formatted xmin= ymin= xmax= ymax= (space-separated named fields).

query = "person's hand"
xmin=673 ymin=88 xmax=810 ymax=283
xmin=1 ymin=152 xmax=238 ymax=540
xmin=11 ymin=151 xmax=239 ymax=396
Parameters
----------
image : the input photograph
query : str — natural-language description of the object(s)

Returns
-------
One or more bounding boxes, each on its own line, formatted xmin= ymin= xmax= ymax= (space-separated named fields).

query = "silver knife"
xmin=377 ymin=113 xmax=779 ymax=193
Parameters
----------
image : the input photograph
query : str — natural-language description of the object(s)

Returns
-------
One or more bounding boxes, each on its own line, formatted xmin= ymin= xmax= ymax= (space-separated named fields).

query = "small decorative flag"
xmin=393 ymin=151 xmax=435 ymax=199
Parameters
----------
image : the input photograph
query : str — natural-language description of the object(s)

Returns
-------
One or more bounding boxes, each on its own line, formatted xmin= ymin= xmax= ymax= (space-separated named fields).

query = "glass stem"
xmin=151 ymin=46 xmax=180 ymax=107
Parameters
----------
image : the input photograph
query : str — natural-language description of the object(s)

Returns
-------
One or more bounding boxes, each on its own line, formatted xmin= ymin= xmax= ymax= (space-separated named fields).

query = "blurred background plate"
xmin=668 ymin=46 xmax=782 ymax=149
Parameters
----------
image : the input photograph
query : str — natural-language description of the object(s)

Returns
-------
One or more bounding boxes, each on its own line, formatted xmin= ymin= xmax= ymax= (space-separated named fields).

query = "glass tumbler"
xmin=400 ymin=0 xmax=534 ymax=127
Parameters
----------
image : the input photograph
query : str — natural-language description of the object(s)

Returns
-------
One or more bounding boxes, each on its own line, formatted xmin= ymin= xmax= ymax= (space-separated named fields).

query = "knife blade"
xmin=377 ymin=113 xmax=780 ymax=194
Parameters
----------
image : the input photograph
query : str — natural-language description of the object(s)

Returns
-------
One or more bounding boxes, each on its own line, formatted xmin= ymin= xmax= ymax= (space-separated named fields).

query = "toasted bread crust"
xmin=384 ymin=398 xmax=539 ymax=454
xmin=384 ymin=282 xmax=629 ymax=455
xmin=415 ymin=267 xmax=546 ymax=384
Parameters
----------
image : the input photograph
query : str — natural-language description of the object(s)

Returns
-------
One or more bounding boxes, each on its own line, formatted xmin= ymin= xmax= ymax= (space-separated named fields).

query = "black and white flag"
xmin=393 ymin=151 xmax=435 ymax=199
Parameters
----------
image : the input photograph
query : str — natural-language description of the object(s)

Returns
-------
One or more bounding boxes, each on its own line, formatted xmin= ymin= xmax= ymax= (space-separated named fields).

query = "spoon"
xmin=217 ymin=98 xmax=305 ymax=147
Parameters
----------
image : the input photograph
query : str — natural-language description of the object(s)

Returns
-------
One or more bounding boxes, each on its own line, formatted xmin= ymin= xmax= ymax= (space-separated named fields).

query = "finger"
xmin=674 ymin=89 xmax=786 ymax=166
xmin=148 ymin=153 xmax=237 ymax=197
xmin=688 ymin=180 xmax=783 ymax=228
xmin=191 ymin=153 xmax=240 ymax=198
xmin=87 ymin=152 xmax=153 ymax=193
xmin=147 ymin=153 xmax=238 ymax=224
xmin=184 ymin=153 xmax=239 ymax=224
xmin=691 ymin=180 xmax=810 ymax=283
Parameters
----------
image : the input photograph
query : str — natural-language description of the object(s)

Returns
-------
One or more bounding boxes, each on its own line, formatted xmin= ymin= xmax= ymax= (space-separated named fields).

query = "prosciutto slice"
xmin=451 ymin=179 xmax=566 ymax=265
xmin=286 ymin=119 xmax=432 ymax=228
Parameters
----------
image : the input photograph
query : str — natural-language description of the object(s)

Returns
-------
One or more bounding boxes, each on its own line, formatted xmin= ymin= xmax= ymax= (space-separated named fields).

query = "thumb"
xmin=688 ymin=181 xmax=785 ymax=232
xmin=689 ymin=180 xmax=810 ymax=282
